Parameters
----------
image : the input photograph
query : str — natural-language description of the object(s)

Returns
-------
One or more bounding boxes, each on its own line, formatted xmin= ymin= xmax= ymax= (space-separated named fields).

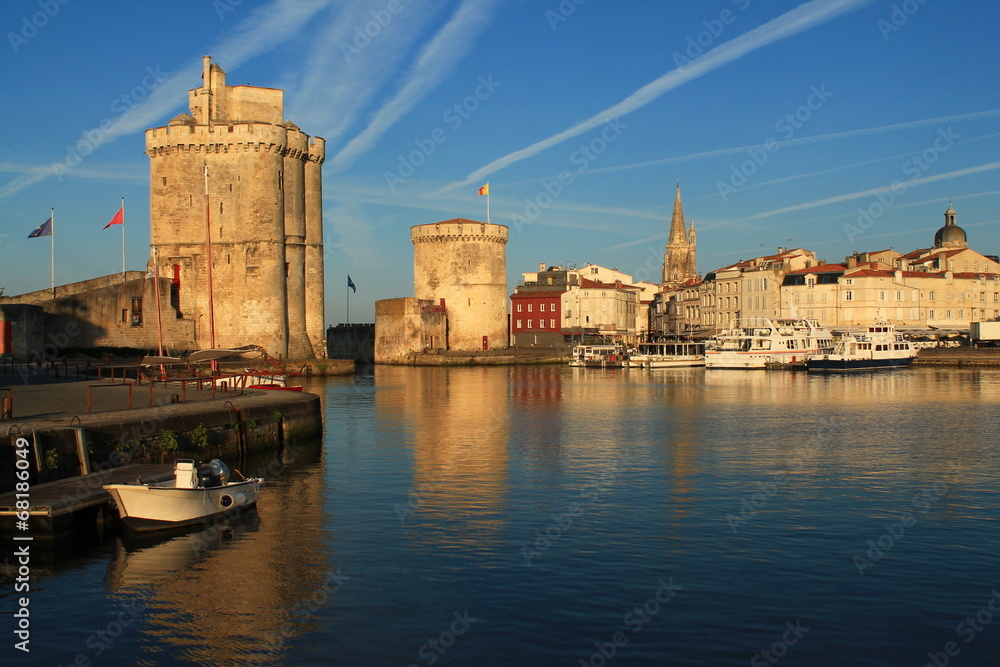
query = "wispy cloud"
xmin=326 ymin=0 xmax=501 ymax=172
xmin=585 ymin=109 xmax=1000 ymax=180
xmin=289 ymin=0 xmax=445 ymax=145
xmin=748 ymin=160 xmax=1000 ymax=220
xmin=440 ymin=0 xmax=873 ymax=192
xmin=0 ymin=0 xmax=329 ymax=200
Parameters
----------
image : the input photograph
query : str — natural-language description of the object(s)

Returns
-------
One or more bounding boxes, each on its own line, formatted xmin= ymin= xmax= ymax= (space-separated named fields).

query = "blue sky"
xmin=2 ymin=0 xmax=999 ymax=325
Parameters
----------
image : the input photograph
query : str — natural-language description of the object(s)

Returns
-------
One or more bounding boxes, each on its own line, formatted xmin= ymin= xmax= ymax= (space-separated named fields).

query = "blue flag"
xmin=28 ymin=217 xmax=53 ymax=238
xmin=348 ymin=275 xmax=357 ymax=293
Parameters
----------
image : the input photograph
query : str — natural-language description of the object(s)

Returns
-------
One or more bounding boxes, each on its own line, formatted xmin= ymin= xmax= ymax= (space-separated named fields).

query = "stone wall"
xmin=375 ymin=298 xmax=448 ymax=364
xmin=2 ymin=273 xmax=193 ymax=357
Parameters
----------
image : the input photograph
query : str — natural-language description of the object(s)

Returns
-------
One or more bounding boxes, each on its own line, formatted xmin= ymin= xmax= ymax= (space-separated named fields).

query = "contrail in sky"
xmin=748 ymin=160 xmax=1000 ymax=219
xmin=440 ymin=0 xmax=874 ymax=193
xmin=326 ymin=0 xmax=500 ymax=172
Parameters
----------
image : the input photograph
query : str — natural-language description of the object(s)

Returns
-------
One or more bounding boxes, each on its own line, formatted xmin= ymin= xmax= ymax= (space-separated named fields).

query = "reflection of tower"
xmin=662 ymin=183 xmax=697 ymax=289
xmin=145 ymin=56 xmax=326 ymax=359
xmin=411 ymin=220 xmax=508 ymax=350
xmin=379 ymin=367 xmax=509 ymax=548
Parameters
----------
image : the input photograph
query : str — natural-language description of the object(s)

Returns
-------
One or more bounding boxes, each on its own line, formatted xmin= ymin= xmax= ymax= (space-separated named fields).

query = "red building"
xmin=510 ymin=290 xmax=564 ymax=345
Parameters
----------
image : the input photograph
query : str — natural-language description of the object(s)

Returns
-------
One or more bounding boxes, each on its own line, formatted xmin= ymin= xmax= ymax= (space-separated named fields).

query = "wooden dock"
xmin=0 ymin=463 xmax=172 ymax=538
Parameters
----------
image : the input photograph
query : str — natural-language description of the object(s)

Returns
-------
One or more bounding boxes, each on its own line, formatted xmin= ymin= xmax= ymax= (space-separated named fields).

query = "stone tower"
xmin=662 ymin=182 xmax=697 ymax=289
xmin=411 ymin=219 xmax=509 ymax=350
xmin=145 ymin=57 xmax=326 ymax=359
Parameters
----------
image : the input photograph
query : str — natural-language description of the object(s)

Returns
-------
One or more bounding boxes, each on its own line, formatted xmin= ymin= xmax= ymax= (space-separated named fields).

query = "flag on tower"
xmin=103 ymin=206 xmax=124 ymax=229
xmin=28 ymin=217 xmax=53 ymax=238
xmin=348 ymin=275 xmax=357 ymax=293
xmin=478 ymin=183 xmax=489 ymax=196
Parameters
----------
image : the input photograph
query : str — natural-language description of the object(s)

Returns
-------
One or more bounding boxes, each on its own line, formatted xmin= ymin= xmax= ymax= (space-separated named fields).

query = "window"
xmin=527 ymin=319 xmax=533 ymax=328
xmin=958 ymin=309 xmax=965 ymax=319
xmin=528 ymin=304 xmax=532 ymax=312
xmin=929 ymin=291 xmax=936 ymax=301
xmin=550 ymin=319 xmax=555 ymax=328
xmin=980 ymin=292 xmax=987 ymax=302
xmin=130 ymin=297 xmax=143 ymax=327
xmin=552 ymin=301 xmax=558 ymax=311
xmin=844 ymin=291 xmax=853 ymax=301
xmin=844 ymin=279 xmax=853 ymax=285
xmin=946 ymin=310 xmax=952 ymax=320
xmin=540 ymin=303 xmax=546 ymax=312
xmin=929 ymin=309 xmax=936 ymax=319
xmin=517 ymin=303 xmax=522 ymax=312
xmin=964 ymin=261 xmax=968 ymax=270
xmin=879 ymin=290 xmax=886 ymax=301
xmin=895 ymin=291 xmax=903 ymax=301
xmin=974 ymin=262 xmax=978 ymax=271
xmin=516 ymin=319 xmax=522 ymax=329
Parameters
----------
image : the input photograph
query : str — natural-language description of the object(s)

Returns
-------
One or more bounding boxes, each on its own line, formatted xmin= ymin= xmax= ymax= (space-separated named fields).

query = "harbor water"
xmin=5 ymin=365 xmax=1000 ymax=666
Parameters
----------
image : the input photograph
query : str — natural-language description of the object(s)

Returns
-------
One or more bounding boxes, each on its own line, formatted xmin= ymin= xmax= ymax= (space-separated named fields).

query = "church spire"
xmin=668 ymin=181 xmax=688 ymax=244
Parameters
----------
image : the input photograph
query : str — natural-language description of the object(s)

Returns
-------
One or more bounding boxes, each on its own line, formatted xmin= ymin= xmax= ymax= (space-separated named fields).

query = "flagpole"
xmin=121 ymin=196 xmax=126 ymax=280
xmin=153 ymin=246 xmax=165 ymax=379
xmin=347 ymin=276 xmax=350 ymax=326
xmin=50 ymin=208 xmax=55 ymax=298
xmin=487 ymin=189 xmax=490 ymax=223
xmin=204 ymin=164 xmax=217 ymax=366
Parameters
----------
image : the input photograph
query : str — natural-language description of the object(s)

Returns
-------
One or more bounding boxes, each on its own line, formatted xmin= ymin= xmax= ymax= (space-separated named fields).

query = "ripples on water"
xmin=6 ymin=366 xmax=1000 ymax=665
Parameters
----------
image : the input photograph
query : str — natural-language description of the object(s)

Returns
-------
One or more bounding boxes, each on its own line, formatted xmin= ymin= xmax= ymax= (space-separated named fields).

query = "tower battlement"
xmin=145 ymin=123 xmax=323 ymax=163
xmin=411 ymin=220 xmax=509 ymax=245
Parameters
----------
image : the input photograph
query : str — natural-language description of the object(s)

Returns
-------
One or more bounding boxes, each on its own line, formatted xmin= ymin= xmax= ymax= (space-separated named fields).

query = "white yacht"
xmin=806 ymin=321 xmax=917 ymax=372
xmin=627 ymin=340 xmax=705 ymax=368
xmin=705 ymin=317 xmax=834 ymax=369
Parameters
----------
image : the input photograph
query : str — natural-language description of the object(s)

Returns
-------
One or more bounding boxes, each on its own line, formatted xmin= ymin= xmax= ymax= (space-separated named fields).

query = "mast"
xmin=204 ymin=164 xmax=217 ymax=358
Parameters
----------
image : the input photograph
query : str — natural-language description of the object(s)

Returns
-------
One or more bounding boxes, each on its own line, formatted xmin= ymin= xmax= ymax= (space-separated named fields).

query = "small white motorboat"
xmin=104 ymin=459 xmax=263 ymax=532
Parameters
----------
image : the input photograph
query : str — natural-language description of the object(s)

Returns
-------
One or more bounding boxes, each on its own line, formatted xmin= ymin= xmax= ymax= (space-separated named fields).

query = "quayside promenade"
xmin=0 ymin=367 xmax=322 ymax=538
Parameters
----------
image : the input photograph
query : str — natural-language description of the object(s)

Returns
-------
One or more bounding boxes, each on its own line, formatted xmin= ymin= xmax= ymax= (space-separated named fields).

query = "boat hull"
xmin=806 ymin=356 xmax=915 ymax=372
xmin=104 ymin=478 xmax=263 ymax=532
xmin=705 ymin=351 xmax=818 ymax=369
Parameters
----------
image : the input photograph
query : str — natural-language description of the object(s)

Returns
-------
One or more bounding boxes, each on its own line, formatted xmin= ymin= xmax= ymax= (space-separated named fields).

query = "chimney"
xmin=539 ymin=262 xmax=546 ymax=272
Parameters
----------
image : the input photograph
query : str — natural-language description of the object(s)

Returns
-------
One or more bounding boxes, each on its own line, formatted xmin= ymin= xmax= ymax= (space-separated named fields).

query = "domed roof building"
xmin=933 ymin=202 xmax=968 ymax=249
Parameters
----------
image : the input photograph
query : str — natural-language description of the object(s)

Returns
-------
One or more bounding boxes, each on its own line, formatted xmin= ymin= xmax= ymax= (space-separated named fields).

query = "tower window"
xmin=162 ymin=177 xmax=167 ymax=186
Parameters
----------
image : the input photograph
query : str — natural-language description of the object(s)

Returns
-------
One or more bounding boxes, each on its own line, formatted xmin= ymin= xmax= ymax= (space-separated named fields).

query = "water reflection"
xmin=376 ymin=367 xmax=510 ymax=553
xmin=99 ymin=444 xmax=328 ymax=665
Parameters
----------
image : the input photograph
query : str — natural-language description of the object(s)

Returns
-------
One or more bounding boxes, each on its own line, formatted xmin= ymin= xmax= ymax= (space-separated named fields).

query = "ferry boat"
xmin=705 ymin=317 xmax=834 ymax=369
xmin=569 ymin=344 xmax=628 ymax=368
xmin=627 ymin=340 xmax=705 ymax=368
xmin=806 ymin=321 xmax=917 ymax=372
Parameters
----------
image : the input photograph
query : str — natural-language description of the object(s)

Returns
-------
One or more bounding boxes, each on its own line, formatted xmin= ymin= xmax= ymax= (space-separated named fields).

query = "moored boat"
xmin=569 ymin=344 xmax=628 ymax=368
xmin=705 ymin=317 xmax=834 ymax=369
xmin=628 ymin=340 xmax=705 ymax=368
xmin=806 ymin=321 xmax=917 ymax=372
xmin=104 ymin=459 xmax=264 ymax=532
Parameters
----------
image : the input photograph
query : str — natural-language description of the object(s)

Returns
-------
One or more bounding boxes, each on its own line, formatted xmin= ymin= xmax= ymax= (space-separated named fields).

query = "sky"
xmin=1 ymin=0 xmax=999 ymax=326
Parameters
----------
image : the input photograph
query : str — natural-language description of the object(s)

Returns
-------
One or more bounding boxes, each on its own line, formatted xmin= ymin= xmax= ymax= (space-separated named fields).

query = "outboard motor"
xmin=208 ymin=459 xmax=231 ymax=485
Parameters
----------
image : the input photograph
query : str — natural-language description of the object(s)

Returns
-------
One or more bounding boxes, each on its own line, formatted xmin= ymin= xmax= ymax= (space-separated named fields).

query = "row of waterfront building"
xmin=511 ymin=190 xmax=998 ymax=345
